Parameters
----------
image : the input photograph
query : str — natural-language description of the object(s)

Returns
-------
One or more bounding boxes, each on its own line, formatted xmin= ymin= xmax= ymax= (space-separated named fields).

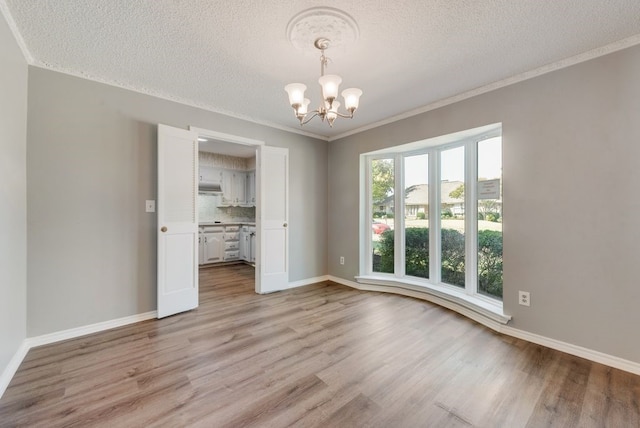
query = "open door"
xmin=256 ymin=145 xmax=289 ymax=293
xmin=157 ymin=124 xmax=199 ymax=318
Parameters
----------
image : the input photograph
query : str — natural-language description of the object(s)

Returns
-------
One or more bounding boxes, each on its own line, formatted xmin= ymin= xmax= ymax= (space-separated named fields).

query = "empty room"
xmin=2 ymin=1 xmax=640 ymax=426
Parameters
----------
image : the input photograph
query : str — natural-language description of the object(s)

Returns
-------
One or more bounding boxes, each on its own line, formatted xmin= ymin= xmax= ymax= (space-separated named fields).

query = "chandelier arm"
xmin=299 ymin=110 xmax=321 ymax=125
xmin=333 ymin=110 xmax=355 ymax=119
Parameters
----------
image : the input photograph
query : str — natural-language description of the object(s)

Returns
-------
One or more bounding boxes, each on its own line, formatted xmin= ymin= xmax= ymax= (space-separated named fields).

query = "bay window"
xmin=361 ymin=124 xmax=503 ymax=310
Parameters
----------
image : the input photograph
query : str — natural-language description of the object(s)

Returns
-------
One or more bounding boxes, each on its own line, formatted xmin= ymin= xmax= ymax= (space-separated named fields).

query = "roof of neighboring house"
xmin=382 ymin=181 xmax=465 ymax=205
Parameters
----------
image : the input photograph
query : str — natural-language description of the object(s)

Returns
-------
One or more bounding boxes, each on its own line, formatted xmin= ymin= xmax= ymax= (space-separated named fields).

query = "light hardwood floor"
xmin=1 ymin=264 xmax=639 ymax=427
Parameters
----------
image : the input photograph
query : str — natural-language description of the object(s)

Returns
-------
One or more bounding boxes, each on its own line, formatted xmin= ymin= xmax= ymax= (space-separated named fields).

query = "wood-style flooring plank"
xmin=1 ymin=263 xmax=640 ymax=427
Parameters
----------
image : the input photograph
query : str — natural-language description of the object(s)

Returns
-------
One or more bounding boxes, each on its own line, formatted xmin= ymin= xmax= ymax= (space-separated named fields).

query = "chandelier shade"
xmin=284 ymin=83 xmax=307 ymax=107
xmin=318 ymin=74 xmax=342 ymax=102
xmin=342 ymin=88 xmax=363 ymax=111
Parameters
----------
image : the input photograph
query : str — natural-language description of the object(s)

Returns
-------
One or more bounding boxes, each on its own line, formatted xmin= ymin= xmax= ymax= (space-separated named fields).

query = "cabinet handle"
xmin=161 ymin=226 xmax=168 ymax=232
xmin=283 ymin=223 xmax=287 ymax=227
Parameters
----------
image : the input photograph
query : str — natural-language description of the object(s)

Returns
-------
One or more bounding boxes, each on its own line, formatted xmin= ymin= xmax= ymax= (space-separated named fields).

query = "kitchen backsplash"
xmin=198 ymin=194 xmax=255 ymax=223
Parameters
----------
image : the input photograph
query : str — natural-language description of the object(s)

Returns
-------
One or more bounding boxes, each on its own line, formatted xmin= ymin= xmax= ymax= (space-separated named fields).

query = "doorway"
xmin=192 ymin=128 xmax=261 ymax=291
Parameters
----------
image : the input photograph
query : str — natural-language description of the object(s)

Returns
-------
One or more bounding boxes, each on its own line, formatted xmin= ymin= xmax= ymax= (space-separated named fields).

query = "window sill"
xmin=354 ymin=275 xmax=511 ymax=327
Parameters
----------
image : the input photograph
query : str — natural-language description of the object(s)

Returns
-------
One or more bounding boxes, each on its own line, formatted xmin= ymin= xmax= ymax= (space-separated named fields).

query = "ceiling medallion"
xmin=286 ymin=7 xmax=359 ymax=55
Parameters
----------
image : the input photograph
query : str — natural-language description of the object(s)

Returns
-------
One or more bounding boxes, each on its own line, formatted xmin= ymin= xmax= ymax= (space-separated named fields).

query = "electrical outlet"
xmin=340 ymin=256 xmax=345 ymax=265
xmin=145 ymin=200 xmax=155 ymax=213
xmin=518 ymin=291 xmax=530 ymax=307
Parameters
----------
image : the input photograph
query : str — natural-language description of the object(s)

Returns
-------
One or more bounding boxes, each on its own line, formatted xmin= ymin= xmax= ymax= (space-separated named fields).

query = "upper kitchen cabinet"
xmin=246 ymin=170 xmax=256 ymax=206
xmin=199 ymin=166 xmax=220 ymax=183
xmin=198 ymin=151 xmax=256 ymax=207
xmin=220 ymin=169 xmax=250 ymax=207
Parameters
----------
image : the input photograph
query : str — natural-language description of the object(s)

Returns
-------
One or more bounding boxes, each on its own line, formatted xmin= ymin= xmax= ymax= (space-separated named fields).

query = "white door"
xmin=157 ymin=124 xmax=199 ymax=318
xmin=256 ymin=146 xmax=289 ymax=293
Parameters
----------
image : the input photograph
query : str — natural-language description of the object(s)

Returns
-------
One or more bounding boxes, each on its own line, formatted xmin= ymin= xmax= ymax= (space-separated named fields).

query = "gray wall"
xmin=26 ymin=68 xmax=327 ymax=336
xmin=0 ymin=13 xmax=28 ymax=375
xmin=329 ymin=45 xmax=640 ymax=364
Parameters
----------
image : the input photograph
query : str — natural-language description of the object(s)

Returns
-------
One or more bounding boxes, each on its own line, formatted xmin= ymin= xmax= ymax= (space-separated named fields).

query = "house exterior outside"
xmin=377 ymin=181 xmax=502 ymax=219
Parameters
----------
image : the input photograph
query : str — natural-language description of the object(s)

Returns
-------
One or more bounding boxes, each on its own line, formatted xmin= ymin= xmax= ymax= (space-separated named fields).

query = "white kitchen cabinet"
xmin=239 ymin=227 xmax=247 ymax=260
xmin=246 ymin=171 xmax=256 ymax=206
xmin=220 ymin=169 xmax=248 ymax=206
xmin=199 ymin=166 xmax=221 ymax=184
xmin=249 ymin=227 xmax=256 ymax=262
xmin=239 ymin=225 xmax=256 ymax=262
xmin=220 ymin=169 xmax=234 ymax=205
xmin=198 ymin=224 xmax=254 ymax=266
xmin=202 ymin=227 xmax=224 ymax=263
xmin=223 ymin=225 xmax=240 ymax=261
xmin=234 ymin=172 xmax=247 ymax=205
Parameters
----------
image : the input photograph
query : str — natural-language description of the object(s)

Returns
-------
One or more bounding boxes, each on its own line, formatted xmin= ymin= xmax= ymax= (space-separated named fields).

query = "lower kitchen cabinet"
xmin=249 ymin=229 xmax=256 ymax=262
xmin=199 ymin=224 xmax=255 ymax=266
xmin=240 ymin=225 xmax=256 ymax=262
xmin=202 ymin=226 xmax=224 ymax=264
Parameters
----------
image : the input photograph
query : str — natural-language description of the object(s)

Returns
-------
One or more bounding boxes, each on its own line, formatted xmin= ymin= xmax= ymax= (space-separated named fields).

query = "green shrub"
xmin=376 ymin=227 xmax=503 ymax=298
xmin=376 ymin=229 xmax=395 ymax=273
xmin=478 ymin=230 xmax=503 ymax=297
xmin=485 ymin=212 xmax=500 ymax=222
xmin=440 ymin=229 xmax=465 ymax=286
xmin=416 ymin=212 xmax=426 ymax=220
xmin=405 ymin=228 xmax=429 ymax=277
xmin=441 ymin=209 xmax=453 ymax=219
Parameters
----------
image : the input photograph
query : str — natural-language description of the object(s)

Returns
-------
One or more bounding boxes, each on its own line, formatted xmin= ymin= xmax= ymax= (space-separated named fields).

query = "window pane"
xmin=404 ymin=153 xmax=429 ymax=278
xmin=371 ymin=158 xmax=394 ymax=274
xmin=441 ymin=147 xmax=465 ymax=287
xmin=477 ymin=137 xmax=503 ymax=299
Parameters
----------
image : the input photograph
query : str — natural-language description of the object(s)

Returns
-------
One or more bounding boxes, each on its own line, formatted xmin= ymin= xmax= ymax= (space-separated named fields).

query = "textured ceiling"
xmin=3 ymin=1 xmax=640 ymax=140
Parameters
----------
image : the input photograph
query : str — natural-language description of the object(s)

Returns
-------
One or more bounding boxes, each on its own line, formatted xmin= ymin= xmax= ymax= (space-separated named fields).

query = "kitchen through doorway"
xmin=194 ymin=129 xmax=260 ymax=287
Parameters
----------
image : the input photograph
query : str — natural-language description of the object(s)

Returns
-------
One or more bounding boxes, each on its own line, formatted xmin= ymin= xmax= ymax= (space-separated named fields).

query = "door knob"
xmin=161 ymin=226 xmax=168 ymax=232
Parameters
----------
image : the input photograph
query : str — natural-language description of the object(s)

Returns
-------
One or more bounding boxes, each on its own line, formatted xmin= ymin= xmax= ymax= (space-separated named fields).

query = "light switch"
xmin=145 ymin=200 xmax=156 ymax=212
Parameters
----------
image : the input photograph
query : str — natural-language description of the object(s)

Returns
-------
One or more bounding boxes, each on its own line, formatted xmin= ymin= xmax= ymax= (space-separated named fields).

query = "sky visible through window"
xmin=404 ymin=137 xmax=502 ymax=187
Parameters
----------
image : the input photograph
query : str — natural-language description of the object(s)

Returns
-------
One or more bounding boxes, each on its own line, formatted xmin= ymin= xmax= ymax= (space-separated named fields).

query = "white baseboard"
xmin=0 ymin=310 xmax=157 ymax=399
xmin=328 ymin=275 xmax=640 ymax=377
xmin=26 ymin=311 xmax=157 ymax=348
xmin=0 ymin=340 xmax=30 ymax=399
xmin=501 ymin=326 xmax=640 ymax=376
xmin=286 ymin=275 xmax=330 ymax=290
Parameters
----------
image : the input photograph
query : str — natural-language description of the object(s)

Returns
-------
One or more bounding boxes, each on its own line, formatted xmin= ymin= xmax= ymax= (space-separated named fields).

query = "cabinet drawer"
xmin=224 ymin=232 xmax=239 ymax=241
xmin=225 ymin=225 xmax=240 ymax=232
xmin=225 ymin=241 xmax=239 ymax=251
xmin=202 ymin=226 xmax=224 ymax=233
xmin=224 ymin=250 xmax=239 ymax=260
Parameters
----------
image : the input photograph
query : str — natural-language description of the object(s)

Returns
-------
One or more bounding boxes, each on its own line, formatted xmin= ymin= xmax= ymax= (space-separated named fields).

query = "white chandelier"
xmin=284 ymin=38 xmax=362 ymax=127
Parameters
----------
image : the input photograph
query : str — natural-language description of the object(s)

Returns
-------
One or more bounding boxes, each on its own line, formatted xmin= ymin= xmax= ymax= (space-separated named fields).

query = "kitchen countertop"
xmin=199 ymin=222 xmax=255 ymax=226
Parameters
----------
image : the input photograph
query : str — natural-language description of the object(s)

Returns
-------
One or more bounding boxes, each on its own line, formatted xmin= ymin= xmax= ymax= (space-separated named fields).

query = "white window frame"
xmin=357 ymin=124 xmax=508 ymax=324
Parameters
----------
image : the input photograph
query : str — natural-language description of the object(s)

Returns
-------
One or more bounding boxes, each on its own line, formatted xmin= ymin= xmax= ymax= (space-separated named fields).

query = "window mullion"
xmin=465 ymin=141 xmax=478 ymax=295
xmin=430 ymin=149 xmax=441 ymax=283
xmin=363 ymin=154 xmax=372 ymax=276
xmin=394 ymin=154 xmax=405 ymax=278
